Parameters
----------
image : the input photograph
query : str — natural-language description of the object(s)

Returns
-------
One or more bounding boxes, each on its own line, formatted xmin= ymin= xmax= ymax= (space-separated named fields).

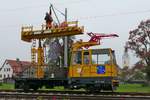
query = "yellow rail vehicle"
xmin=15 ymin=23 xmax=119 ymax=91
xmin=68 ymin=48 xmax=119 ymax=91
xmin=14 ymin=5 xmax=119 ymax=92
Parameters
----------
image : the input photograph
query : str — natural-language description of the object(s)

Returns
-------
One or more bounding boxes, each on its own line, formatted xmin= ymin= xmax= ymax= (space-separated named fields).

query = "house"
xmin=0 ymin=59 xmax=31 ymax=82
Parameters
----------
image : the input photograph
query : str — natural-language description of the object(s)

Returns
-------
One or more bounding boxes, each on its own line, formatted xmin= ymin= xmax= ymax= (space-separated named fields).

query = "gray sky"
xmin=0 ymin=0 xmax=150 ymax=67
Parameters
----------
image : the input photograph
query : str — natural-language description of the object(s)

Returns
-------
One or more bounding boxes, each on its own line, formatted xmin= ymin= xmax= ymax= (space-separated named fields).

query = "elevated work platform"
xmin=21 ymin=21 xmax=84 ymax=42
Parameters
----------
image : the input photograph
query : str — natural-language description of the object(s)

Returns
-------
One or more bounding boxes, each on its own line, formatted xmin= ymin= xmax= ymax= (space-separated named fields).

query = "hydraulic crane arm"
xmin=87 ymin=32 xmax=119 ymax=44
xmin=72 ymin=32 xmax=119 ymax=51
xmin=72 ymin=41 xmax=98 ymax=51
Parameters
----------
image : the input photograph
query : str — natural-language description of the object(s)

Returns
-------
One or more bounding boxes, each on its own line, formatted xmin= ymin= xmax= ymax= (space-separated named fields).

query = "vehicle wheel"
xmin=111 ymin=85 xmax=116 ymax=92
xmin=23 ymin=84 xmax=29 ymax=91
xmin=85 ymin=85 xmax=96 ymax=93
xmin=64 ymin=85 xmax=69 ymax=90
xmin=33 ymin=86 xmax=38 ymax=91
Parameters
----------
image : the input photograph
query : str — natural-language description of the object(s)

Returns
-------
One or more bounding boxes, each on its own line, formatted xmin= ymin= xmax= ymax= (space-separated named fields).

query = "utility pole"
xmin=64 ymin=8 xmax=68 ymax=67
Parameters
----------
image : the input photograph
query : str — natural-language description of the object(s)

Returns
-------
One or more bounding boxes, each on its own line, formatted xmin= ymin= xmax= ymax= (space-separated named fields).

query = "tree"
xmin=120 ymin=67 xmax=130 ymax=82
xmin=126 ymin=19 xmax=150 ymax=82
xmin=130 ymin=61 xmax=146 ymax=81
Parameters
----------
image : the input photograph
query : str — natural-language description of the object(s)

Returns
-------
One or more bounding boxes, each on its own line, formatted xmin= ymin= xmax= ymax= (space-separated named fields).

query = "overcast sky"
xmin=0 ymin=0 xmax=150 ymax=67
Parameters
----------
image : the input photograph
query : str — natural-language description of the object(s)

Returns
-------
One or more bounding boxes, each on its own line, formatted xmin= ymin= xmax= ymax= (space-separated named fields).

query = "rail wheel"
xmin=85 ymin=85 xmax=99 ymax=93
xmin=111 ymin=85 xmax=116 ymax=92
xmin=23 ymin=84 xmax=29 ymax=91
xmin=32 ymin=86 xmax=39 ymax=91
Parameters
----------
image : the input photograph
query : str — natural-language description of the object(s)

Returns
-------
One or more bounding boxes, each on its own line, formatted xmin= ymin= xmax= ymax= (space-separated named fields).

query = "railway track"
xmin=0 ymin=90 xmax=150 ymax=100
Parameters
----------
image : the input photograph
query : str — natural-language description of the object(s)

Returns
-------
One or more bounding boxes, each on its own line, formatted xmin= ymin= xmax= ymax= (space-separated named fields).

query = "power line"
xmin=69 ymin=9 xmax=150 ymax=20
xmin=0 ymin=9 xmax=150 ymax=29
xmin=0 ymin=0 xmax=90 ymax=12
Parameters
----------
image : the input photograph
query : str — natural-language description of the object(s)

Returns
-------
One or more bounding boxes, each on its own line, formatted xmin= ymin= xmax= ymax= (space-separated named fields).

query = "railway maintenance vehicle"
xmin=15 ymin=5 xmax=119 ymax=92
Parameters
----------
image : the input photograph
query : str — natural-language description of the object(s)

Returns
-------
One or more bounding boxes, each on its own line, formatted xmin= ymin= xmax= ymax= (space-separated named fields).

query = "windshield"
xmin=92 ymin=49 xmax=112 ymax=65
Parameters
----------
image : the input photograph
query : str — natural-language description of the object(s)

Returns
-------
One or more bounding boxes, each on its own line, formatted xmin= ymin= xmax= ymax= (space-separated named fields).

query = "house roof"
xmin=1 ymin=59 xmax=31 ymax=74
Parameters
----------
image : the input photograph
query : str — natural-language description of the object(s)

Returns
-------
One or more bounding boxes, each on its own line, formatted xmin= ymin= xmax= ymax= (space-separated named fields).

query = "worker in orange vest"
xmin=44 ymin=11 xmax=53 ymax=29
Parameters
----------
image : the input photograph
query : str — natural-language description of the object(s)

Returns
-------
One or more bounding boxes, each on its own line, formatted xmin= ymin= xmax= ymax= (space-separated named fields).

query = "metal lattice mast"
xmin=31 ymin=39 xmax=36 ymax=65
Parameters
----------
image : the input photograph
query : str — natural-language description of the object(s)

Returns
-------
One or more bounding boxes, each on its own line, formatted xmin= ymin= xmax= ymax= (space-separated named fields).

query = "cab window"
xmin=92 ymin=49 xmax=111 ymax=65
xmin=72 ymin=51 xmax=81 ymax=65
xmin=83 ymin=52 xmax=90 ymax=64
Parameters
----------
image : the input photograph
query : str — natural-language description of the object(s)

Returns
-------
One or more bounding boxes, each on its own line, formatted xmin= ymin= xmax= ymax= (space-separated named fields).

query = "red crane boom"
xmin=87 ymin=32 xmax=119 ymax=44
xmin=72 ymin=32 xmax=119 ymax=50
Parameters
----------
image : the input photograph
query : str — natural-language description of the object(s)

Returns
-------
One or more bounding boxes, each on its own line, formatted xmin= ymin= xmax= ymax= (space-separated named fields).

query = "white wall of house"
xmin=0 ymin=61 xmax=13 ymax=80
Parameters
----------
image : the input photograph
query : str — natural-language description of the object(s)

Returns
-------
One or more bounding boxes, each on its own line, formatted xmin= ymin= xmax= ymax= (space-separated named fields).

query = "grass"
xmin=0 ymin=83 xmax=150 ymax=93
xmin=116 ymin=84 xmax=150 ymax=93
xmin=41 ymin=86 xmax=64 ymax=91
xmin=0 ymin=83 xmax=14 ymax=90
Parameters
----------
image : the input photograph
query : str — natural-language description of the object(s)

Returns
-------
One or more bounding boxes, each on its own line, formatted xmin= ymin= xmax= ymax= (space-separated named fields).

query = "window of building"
xmin=0 ymin=74 xmax=2 ymax=78
xmin=7 ymin=68 xmax=10 ymax=71
xmin=4 ymin=74 xmax=6 ymax=78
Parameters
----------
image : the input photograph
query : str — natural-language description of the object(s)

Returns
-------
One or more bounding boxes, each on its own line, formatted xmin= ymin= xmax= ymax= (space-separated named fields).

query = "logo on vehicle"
xmin=97 ymin=65 xmax=105 ymax=74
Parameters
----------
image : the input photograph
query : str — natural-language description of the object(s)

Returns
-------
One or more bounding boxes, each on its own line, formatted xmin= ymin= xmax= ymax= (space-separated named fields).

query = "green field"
xmin=0 ymin=83 xmax=14 ymax=90
xmin=0 ymin=83 xmax=150 ymax=93
xmin=116 ymin=84 xmax=150 ymax=93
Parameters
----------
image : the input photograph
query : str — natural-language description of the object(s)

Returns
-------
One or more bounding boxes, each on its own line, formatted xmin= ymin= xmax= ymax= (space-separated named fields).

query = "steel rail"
xmin=0 ymin=90 xmax=150 ymax=100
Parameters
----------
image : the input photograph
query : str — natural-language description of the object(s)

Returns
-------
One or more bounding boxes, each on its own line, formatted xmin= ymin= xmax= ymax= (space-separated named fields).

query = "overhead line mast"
xmin=64 ymin=8 xmax=68 ymax=68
